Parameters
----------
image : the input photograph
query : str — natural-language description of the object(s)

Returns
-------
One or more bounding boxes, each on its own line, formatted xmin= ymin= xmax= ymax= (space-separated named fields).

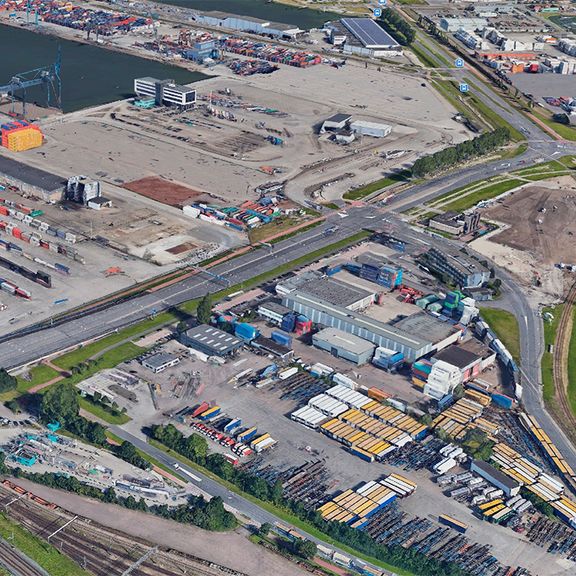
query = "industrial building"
xmin=424 ymin=247 xmax=490 ymax=289
xmin=0 ymin=154 xmax=65 ymax=202
xmin=432 ymin=345 xmax=487 ymax=382
xmin=134 ymin=77 xmax=197 ymax=108
xmin=313 ymin=327 xmax=376 ymax=365
xmin=320 ymin=114 xmax=352 ymax=134
xmin=329 ymin=18 xmax=403 ymax=57
xmin=392 ymin=313 xmax=462 ymax=350
xmin=282 ymin=291 xmax=434 ymax=362
xmin=192 ymin=11 xmax=302 ymax=38
xmin=350 ymin=121 xmax=392 ymax=139
xmin=357 ymin=253 xmax=402 ymax=289
xmin=428 ymin=211 xmax=481 ymax=237
xmin=66 ymin=176 xmax=101 ymax=205
xmin=251 ymin=335 xmax=293 ymax=360
xmin=471 ymin=460 xmax=521 ymax=497
xmin=142 ymin=352 xmax=180 ymax=373
xmin=299 ymin=277 xmax=375 ymax=311
xmin=276 ymin=270 xmax=323 ymax=296
xmin=180 ymin=324 xmax=243 ymax=357
xmin=257 ymin=301 xmax=293 ymax=325
xmin=439 ymin=17 xmax=488 ymax=32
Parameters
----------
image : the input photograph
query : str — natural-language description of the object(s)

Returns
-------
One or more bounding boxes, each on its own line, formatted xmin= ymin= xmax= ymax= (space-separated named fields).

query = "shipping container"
xmin=439 ymin=514 xmax=468 ymax=533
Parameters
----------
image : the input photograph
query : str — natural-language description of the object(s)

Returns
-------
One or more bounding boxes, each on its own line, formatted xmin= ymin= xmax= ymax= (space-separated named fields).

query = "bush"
xmin=0 ymin=369 xmax=17 ymax=394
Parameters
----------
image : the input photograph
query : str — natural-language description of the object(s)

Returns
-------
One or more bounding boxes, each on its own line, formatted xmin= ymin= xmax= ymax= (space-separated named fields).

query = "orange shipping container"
xmin=368 ymin=387 xmax=390 ymax=402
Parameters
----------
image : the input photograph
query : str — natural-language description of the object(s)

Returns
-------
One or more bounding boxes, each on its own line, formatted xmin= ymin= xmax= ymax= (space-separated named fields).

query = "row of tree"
xmin=8 ymin=468 xmax=235 ymax=531
xmin=0 ymin=368 xmax=17 ymax=394
xmin=149 ymin=424 xmax=469 ymax=576
xmin=378 ymin=9 xmax=416 ymax=46
xmin=411 ymin=127 xmax=511 ymax=178
xmin=39 ymin=383 xmax=148 ymax=470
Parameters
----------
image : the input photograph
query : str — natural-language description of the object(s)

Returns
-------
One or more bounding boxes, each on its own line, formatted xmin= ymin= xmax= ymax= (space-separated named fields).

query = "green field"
xmin=442 ymin=179 xmax=524 ymax=213
xmin=1 ymin=365 xmax=61 ymax=402
xmin=531 ymin=110 xmax=576 ymax=141
xmin=567 ymin=307 xmax=576 ymax=417
xmin=343 ymin=171 xmax=411 ymax=201
xmin=479 ymin=307 xmax=521 ymax=363
xmin=541 ymin=305 xmax=564 ymax=406
xmin=0 ymin=513 xmax=90 ymax=576
xmin=78 ymin=396 xmax=130 ymax=425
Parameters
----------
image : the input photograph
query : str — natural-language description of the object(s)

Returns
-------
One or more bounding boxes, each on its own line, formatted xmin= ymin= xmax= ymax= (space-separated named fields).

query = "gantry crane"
xmin=0 ymin=48 xmax=62 ymax=117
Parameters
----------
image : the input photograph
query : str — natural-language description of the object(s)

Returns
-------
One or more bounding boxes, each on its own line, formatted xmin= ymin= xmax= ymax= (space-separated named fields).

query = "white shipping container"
xmin=434 ymin=457 xmax=457 ymax=475
xmin=279 ymin=367 xmax=298 ymax=380
xmin=332 ymin=373 xmax=357 ymax=390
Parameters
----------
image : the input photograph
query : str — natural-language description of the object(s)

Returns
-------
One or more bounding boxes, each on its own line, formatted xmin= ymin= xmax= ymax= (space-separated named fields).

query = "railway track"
xmin=0 ymin=538 xmax=47 ymax=576
xmin=552 ymin=280 xmax=576 ymax=446
xmin=0 ymin=487 xmax=247 ymax=576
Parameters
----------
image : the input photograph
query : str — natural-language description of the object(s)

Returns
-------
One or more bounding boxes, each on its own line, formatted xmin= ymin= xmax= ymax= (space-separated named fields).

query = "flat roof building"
xmin=251 ymin=335 xmax=293 ymax=360
xmin=424 ymin=247 xmax=490 ymax=289
xmin=134 ymin=77 xmax=196 ymax=108
xmin=313 ymin=327 xmax=376 ymax=365
xmin=393 ymin=313 xmax=462 ymax=351
xmin=471 ymin=460 xmax=520 ymax=497
xmin=258 ymin=301 xmax=292 ymax=325
xmin=0 ymin=155 xmax=65 ymax=201
xmin=350 ymin=120 xmax=392 ymax=138
xmin=320 ymin=113 xmax=352 ymax=134
xmin=339 ymin=18 xmax=403 ymax=57
xmin=299 ymin=277 xmax=375 ymax=311
xmin=142 ymin=352 xmax=180 ymax=374
xmin=282 ymin=291 xmax=434 ymax=362
xmin=180 ymin=324 xmax=243 ymax=357
xmin=193 ymin=11 xmax=303 ymax=38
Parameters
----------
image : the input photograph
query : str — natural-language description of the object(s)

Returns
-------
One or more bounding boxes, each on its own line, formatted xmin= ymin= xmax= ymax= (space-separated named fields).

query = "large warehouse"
xmin=180 ymin=325 xmax=243 ymax=357
xmin=313 ymin=327 xmax=376 ymax=365
xmin=282 ymin=291 xmax=434 ymax=362
xmin=299 ymin=277 xmax=375 ymax=311
xmin=334 ymin=18 xmax=403 ymax=57
xmin=392 ymin=313 xmax=462 ymax=351
xmin=0 ymin=155 xmax=65 ymax=201
xmin=193 ymin=11 xmax=302 ymax=38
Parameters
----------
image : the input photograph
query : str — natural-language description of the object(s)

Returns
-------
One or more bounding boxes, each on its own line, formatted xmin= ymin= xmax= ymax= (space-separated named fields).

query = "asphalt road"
xmin=111 ymin=427 xmax=382 ymax=573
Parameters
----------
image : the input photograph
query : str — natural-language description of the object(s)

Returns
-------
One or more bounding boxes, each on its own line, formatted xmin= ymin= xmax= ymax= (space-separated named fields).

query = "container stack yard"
xmin=1 ymin=120 xmax=43 ymax=152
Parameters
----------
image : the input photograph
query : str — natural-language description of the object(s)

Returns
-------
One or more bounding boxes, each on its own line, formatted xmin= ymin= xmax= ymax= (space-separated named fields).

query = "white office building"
xmin=134 ymin=77 xmax=196 ymax=108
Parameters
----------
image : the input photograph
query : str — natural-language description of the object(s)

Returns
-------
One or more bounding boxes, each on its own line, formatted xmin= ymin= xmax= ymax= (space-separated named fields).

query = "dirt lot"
xmin=473 ymin=177 xmax=576 ymax=299
xmin=123 ymin=176 xmax=220 ymax=207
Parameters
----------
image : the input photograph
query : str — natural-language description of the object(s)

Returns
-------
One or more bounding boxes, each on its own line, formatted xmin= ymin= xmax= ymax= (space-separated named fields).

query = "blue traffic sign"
xmin=373 ymin=8 xmax=382 ymax=17
xmin=459 ymin=82 xmax=469 ymax=93
xmin=455 ymin=58 xmax=464 ymax=68
xmin=378 ymin=0 xmax=387 ymax=5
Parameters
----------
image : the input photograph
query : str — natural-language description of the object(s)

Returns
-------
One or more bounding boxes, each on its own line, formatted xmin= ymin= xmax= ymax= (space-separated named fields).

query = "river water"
xmin=153 ymin=0 xmax=339 ymax=28
xmin=0 ymin=24 xmax=208 ymax=113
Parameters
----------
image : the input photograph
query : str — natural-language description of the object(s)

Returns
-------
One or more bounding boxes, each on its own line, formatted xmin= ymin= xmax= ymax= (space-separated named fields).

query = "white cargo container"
xmin=434 ymin=457 xmax=457 ymax=475
xmin=279 ymin=367 xmax=298 ymax=380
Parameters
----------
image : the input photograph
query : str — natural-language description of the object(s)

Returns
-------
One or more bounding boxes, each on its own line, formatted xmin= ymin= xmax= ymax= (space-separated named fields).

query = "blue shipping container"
xmin=491 ymin=393 xmax=513 ymax=410
xmin=281 ymin=313 xmax=296 ymax=333
xmin=271 ymin=330 xmax=292 ymax=347
xmin=235 ymin=323 xmax=259 ymax=341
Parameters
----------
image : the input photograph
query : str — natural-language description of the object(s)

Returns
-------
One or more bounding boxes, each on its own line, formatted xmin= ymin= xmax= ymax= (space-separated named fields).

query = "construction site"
xmin=471 ymin=175 xmax=576 ymax=299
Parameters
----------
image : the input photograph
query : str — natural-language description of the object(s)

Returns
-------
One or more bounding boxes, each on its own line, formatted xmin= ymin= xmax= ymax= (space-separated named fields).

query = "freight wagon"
xmin=439 ymin=514 xmax=468 ymax=533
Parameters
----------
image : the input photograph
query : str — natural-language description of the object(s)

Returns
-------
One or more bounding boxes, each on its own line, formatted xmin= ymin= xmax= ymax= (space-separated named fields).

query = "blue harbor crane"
xmin=0 ymin=48 xmax=62 ymax=117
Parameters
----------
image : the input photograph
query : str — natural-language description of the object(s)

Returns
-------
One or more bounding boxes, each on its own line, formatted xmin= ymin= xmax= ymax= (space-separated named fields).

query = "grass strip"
xmin=0 ymin=513 xmax=90 ymax=576
xmin=0 ymin=365 xmax=62 ymax=402
xmin=541 ymin=305 xmax=564 ymax=406
xmin=567 ymin=307 xmax=576 ymax=417
xmin=78 ymin=397 xmax=130 ymax=425
xmin=343 ymin=171 xmax=411 ymax=201
xmin=148 ymin=440 xmax=416 ymax=576
xmin=479 ymin=307 xmax=521 ymax=364
xmin=531 ymin=110 xmax=576 ymax=142
xmin=442 ymin=179 xmax=524 ymax=212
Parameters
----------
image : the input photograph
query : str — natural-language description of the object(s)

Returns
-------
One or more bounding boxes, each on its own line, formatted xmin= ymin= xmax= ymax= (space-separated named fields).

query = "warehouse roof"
xmin=276 ymin=270 xmax=323 ymax=294
xmin=472 ymin=460 xmax=519 ymax=490
xmin=142 ymin=352 xmax=179 ymax=370
xmin=314 ymin=327 xmax=375 ymax=356
xmin=0 ymin=154 xmax=65 ymax=193
xmin=300 ymin=277 xmax=374 ymax=308
xmin=258 ymin=301 xmax=292 ymax=316
xmin=341 ymin=18 xmax=400 ymax=48
xmin=356 ymin=252 xmax=391 ymax=269
xmin=283 ymin=292 xmax=432 ymax=351
xmin=428 ymin=247 xmax=489 ymax=277
xmin=324 ymin=113 xmax=352 ymax=124
xmin=433 ymin=345 xmax=481 ymax=369
xmin=393 ymin=313 xmax=461 ymax=345
xmin=252 ymin=335 xmax=293 ymax=357
xmin=182 ymin=324 xmax=242 ymax=355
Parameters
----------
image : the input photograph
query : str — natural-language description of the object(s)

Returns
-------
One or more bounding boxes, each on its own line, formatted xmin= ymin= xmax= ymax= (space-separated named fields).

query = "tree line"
xmin=149 ymin=424 xmax=469 ymax=576
xmin=411 ymin=127 xmax=511 ymax=178
xmin=7 ymin=468 xmax=235 ymax=531
xmin=39 ymin=383 xmax=148 ymax=470
xmin=378 ymin=9 xmax=416 ymax=46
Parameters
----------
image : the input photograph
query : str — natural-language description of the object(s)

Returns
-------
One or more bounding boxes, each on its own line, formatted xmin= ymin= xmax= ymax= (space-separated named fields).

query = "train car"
xmin=439 ymin=514 xmax=468 ymax=533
